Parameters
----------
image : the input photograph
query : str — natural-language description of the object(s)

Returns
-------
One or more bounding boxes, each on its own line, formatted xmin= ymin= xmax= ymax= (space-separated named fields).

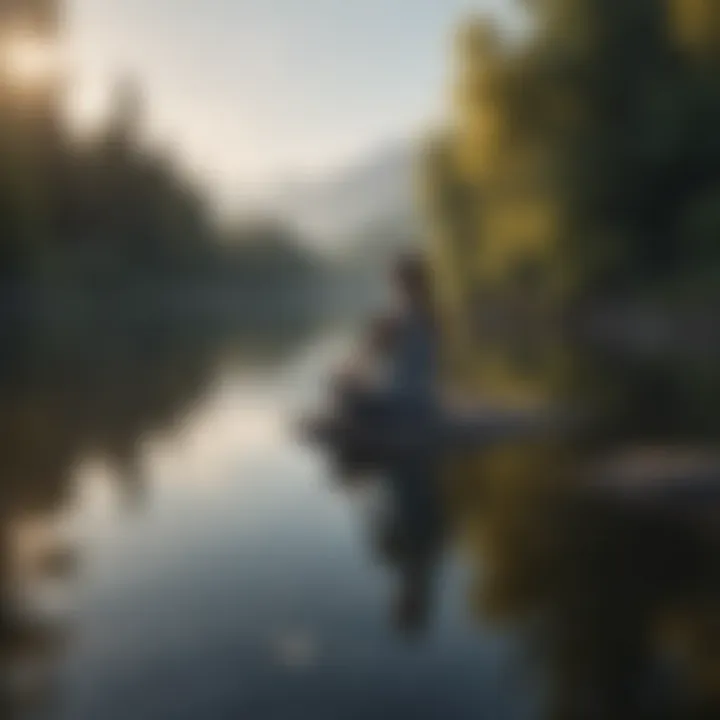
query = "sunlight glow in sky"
xmin=2 ymin=34 xmax=59 ymax=84
xmin=65 ymin=0 xmax=517 ymax=206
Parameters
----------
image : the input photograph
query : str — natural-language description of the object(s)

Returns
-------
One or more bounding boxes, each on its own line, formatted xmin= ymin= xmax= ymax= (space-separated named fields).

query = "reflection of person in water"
xmin=374 ymin=456 xmax=445 ymax=639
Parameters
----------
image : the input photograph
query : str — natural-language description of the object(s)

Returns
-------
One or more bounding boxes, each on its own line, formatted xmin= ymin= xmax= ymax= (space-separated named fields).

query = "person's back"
xmin=390 ymin=309 xmax=436 ymax=398
xmin=387 ymin=253 xmax=438 ymax=405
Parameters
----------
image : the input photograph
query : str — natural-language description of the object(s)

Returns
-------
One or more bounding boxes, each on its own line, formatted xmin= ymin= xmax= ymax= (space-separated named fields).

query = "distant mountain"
xmin=270 ymin=142 xmax=420 ymax=257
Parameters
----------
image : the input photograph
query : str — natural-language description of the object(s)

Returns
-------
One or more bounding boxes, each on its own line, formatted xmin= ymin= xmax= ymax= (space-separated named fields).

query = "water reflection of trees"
xmin=448 ymin=340 xmax=720 ymax=719
xmin=0 ymin=318 xmax=308 ymax=716
xmin=334 ymin=338 xmax=720 ymax=718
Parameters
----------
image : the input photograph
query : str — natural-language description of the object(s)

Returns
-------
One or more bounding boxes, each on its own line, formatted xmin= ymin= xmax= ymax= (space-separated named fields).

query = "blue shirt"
xmin=390 ymin=312 xmax=437 ymax=400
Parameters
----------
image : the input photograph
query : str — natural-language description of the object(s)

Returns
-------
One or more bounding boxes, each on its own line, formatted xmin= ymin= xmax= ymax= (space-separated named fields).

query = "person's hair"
xmin=393 ymin=252 xmax=432 ymax=308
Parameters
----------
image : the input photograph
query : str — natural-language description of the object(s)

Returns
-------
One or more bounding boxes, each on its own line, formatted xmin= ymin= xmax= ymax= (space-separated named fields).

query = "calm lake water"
xmin=3 ymin=316 xmax=720 ymax=719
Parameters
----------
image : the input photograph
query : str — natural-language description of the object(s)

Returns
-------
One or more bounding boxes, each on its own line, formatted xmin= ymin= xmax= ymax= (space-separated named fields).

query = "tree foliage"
xmin=423 ymin=0 xmax=720 ymax=345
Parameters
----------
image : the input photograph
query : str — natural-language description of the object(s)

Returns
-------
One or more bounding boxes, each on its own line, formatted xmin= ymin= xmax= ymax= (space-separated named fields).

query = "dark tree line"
xmin=0 ymin=63 xmax=320 ymax=295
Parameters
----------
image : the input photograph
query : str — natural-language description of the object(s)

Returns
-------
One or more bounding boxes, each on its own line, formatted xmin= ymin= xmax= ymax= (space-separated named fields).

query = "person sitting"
xmin=331 ymin=252 xmax=438 ymax=426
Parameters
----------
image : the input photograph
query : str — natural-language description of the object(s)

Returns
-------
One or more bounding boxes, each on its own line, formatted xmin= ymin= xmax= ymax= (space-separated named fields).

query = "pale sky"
xmin=65 ymin=0 xmax=518 ymax=207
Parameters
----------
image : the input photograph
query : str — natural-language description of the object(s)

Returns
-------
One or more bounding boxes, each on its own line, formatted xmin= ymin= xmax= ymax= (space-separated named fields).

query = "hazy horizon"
xmin=65 ymin=0 xmax=520 ymax=212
